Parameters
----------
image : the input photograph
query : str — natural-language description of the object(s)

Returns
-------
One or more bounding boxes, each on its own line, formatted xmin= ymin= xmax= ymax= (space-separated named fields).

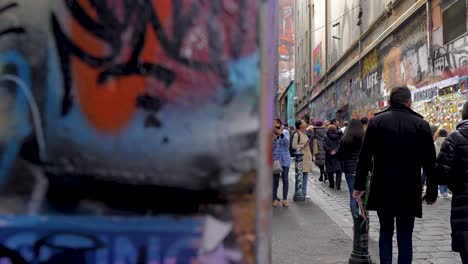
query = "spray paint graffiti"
xmin=0 ymin=1 xmax=262 ymax=263
xmin=433 ymin=35 xmax=468 ymax=78
xmin=286 ymin=82 xmax=295 ymax=126
xmin=313 ymin=42 xmax=322 ymax=83
xmin=311 ymin=9 xmax=429 ymax=121
xmin=0 ymin=3 xmax=25 ymax=37
xmin=52 ymin=0 xmax=256 ymax=132
xmin=0 ymin=216 xmax=203 ymax=264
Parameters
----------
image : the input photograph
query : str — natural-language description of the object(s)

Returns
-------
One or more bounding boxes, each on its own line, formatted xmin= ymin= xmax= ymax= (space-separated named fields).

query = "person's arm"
xmin=354 ymin=118 xmax=376 ymax=193
xmin=421 ymin=122 xmax=438 ymax=204
xmin=283 ymin=129 xmax=290 ymax=141
xmin=292 ymin=132 xmax=306 ymax=149
xmin=435 ymin=135 xmax=456 ymax=191
xmin=324 ymin=137 xmax=332 ymax=152
xmin=276 ymin=132 xmax=290 ymax=148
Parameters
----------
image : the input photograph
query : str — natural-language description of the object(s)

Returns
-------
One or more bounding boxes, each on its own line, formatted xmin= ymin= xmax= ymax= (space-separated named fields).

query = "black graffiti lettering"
xmin=0 ymin=2 xmax=25 ymax=38
xmin=52 ymin=0 xmax=250 ymax=117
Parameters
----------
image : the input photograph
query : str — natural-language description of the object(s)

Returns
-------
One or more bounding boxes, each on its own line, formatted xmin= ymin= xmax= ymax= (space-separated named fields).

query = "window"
xmin=442 ymin=0 xmax=467 ymax=44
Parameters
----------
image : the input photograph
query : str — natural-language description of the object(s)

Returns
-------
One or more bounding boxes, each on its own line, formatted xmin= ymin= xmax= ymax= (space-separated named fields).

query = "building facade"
xmin=294 ymin=0 xmax=312 ymax=122
xmin=275 ymin=0 xmax=295 ymax=120
xmin=303 ymin=0 xmax=468 ymax=132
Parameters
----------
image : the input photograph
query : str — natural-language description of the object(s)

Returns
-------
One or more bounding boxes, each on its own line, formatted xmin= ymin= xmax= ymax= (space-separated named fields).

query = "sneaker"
xmin=305 ymin=195 xmax=311 ymax=200
xmin=282 ymin=200 xmax=289 ymax=207
xmin=273 ymin=200 xmax=279 ymax=207
xmin=441 ymin=193 xmax=449 ymax=198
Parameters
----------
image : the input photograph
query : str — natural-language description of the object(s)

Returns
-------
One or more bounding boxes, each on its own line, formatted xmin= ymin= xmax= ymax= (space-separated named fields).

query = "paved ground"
xmin=272 ymin=165 xmax=463 ymax=264
xmin=272 ymin=177 xmax=353 ymax=264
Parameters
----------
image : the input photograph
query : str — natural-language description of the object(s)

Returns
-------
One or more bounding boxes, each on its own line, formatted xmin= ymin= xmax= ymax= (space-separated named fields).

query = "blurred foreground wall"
xmin=0 ymin=0 xmax=272 ymax=263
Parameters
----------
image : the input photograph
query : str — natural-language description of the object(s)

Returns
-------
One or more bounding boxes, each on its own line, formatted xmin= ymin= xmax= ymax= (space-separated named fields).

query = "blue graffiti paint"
xmin=0 ymin=51 xmax=32 ymax=186
xmin=0 ymin=215 xmax=203 ymax=263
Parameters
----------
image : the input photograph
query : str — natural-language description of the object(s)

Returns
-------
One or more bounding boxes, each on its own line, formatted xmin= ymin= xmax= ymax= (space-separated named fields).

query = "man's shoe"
xmin=273 ymin=200 xmax=279 ymax=207
xmin=336 ymin=187 xmax=341 ymax=190
xmin=318 ymin=177 xmax=323 ymax=182
xmin=282 ymin=200 xmax=289 ymax=207
xmin=328 ymin=185 xmax=334 ymax=189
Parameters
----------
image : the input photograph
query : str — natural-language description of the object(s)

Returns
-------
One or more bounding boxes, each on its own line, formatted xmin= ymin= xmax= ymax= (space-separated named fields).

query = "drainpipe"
xmin=325 ymin=0 xmax=329 ymax=76
xmin=426 ymin=0 xmax=433 ymax=76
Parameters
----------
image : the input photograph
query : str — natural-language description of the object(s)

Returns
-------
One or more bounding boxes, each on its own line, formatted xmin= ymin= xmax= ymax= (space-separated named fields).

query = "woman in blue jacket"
xmin=273 ymin=118 xmax=291 ymax=207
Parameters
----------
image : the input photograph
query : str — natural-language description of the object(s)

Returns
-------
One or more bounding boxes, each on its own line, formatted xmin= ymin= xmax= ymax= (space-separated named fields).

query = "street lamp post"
xmin=349 ymin=173 xmax=372 ymax=264
xmin=293 ymin=149 xmax=305 ymax=202
xmin=348 ymin=206 xmax=372 ymax=264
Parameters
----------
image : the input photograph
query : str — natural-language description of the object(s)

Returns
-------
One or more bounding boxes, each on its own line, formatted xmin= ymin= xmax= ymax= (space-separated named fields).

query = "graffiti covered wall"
xmin=0 ymin=0 xmax=262 ymax=263
xmin=312 ymin=42 xmax=322 ymax=83
xmin=286 ymin=82 xmax=295 ymax=126
xmin=311 ymin=8 xmax=429 ymax=121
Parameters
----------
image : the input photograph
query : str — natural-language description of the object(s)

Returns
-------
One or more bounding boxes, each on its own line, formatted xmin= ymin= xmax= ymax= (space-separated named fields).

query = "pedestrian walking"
xmin=306 ymin=124 xmax=316 ymax=163
xmin=436 ymin=101 xmax=468 ymax=264
xmin=337 ymin=119 xmax=364 ymax=216
xmin=422 ymin=124 xmax=439 ymax=188
xmin=434 ymin=128 xmax=449 ymax=198
xmin=325 ymin=125 xmax=343 ymax=190
xmin=353 ymin=86 xmax=438 ymax=264
xmin=292 ymin=119 xmax=313 ymax=200
xmin=312 ymin=120 xmax=328 ymax=182
xmin=273 ymin=118 xmax=291 ymax=207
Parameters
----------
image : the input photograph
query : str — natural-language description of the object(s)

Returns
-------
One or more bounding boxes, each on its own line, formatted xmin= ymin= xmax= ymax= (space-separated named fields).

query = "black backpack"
xmin=289 ymin=132 xmax=301 ymax=157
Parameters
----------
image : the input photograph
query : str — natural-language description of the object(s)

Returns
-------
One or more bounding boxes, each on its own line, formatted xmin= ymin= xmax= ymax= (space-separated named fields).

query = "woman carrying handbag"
xmin=273 ymin=118 xmax=291 ymax=207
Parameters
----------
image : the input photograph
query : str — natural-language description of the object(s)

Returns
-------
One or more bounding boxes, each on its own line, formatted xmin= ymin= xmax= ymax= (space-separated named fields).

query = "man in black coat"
xmin=436 ymin=101 xmax=468 ymax=264
xmin=353 ymin=86 xmax=438 ymax=264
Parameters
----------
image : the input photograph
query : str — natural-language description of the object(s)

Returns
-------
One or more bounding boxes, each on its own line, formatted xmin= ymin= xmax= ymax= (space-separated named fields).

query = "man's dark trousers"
xmin=377 ymin=211 xmax=416 ymax=264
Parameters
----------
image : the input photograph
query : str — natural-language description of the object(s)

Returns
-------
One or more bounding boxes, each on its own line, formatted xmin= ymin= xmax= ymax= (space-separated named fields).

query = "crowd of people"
xmin=272 ymin=86 xmax=468 ymax=264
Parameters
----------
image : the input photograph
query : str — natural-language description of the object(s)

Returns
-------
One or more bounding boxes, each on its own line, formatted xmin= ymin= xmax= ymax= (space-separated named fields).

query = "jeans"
xmin=439 ymin=185 xmax=448 ymax=194
xmin=303 ymin=172 xmax=308 ymax=196
xmin=377 ymin=211 xmax=415 ymax=264
xmin=273 ymin=166 xmax=289 ymax=201
xmin=345 ymin=173 xmax=356 ymax=216
xmin=461 ymin=252 xmax=468 ymax=264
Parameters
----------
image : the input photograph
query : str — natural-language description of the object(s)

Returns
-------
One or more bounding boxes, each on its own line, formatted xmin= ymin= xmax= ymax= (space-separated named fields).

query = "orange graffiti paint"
xmin=69 ymin=0 xmax=172 ymax=132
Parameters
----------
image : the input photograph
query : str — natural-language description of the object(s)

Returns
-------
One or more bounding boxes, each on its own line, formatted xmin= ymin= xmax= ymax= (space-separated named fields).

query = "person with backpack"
xmin=436 ymin=101 xmax=468 ymax=263
xmin=291 ymin=119 xmax=313 ymax=200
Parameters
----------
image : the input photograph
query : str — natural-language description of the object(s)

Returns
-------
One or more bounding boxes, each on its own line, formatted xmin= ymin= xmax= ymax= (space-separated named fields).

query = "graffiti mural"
xmin=311 ymin=8 xmax=429 ymax=121
xmin=0 ymin=1 xmax=262 ymax=263
xmin=433 ymin=35 xmax=468 ymax=78
xmin=286 ymin=82 xmax=295 ymax=126
xmin=312 ymin=42 xmax=322 ymax=83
